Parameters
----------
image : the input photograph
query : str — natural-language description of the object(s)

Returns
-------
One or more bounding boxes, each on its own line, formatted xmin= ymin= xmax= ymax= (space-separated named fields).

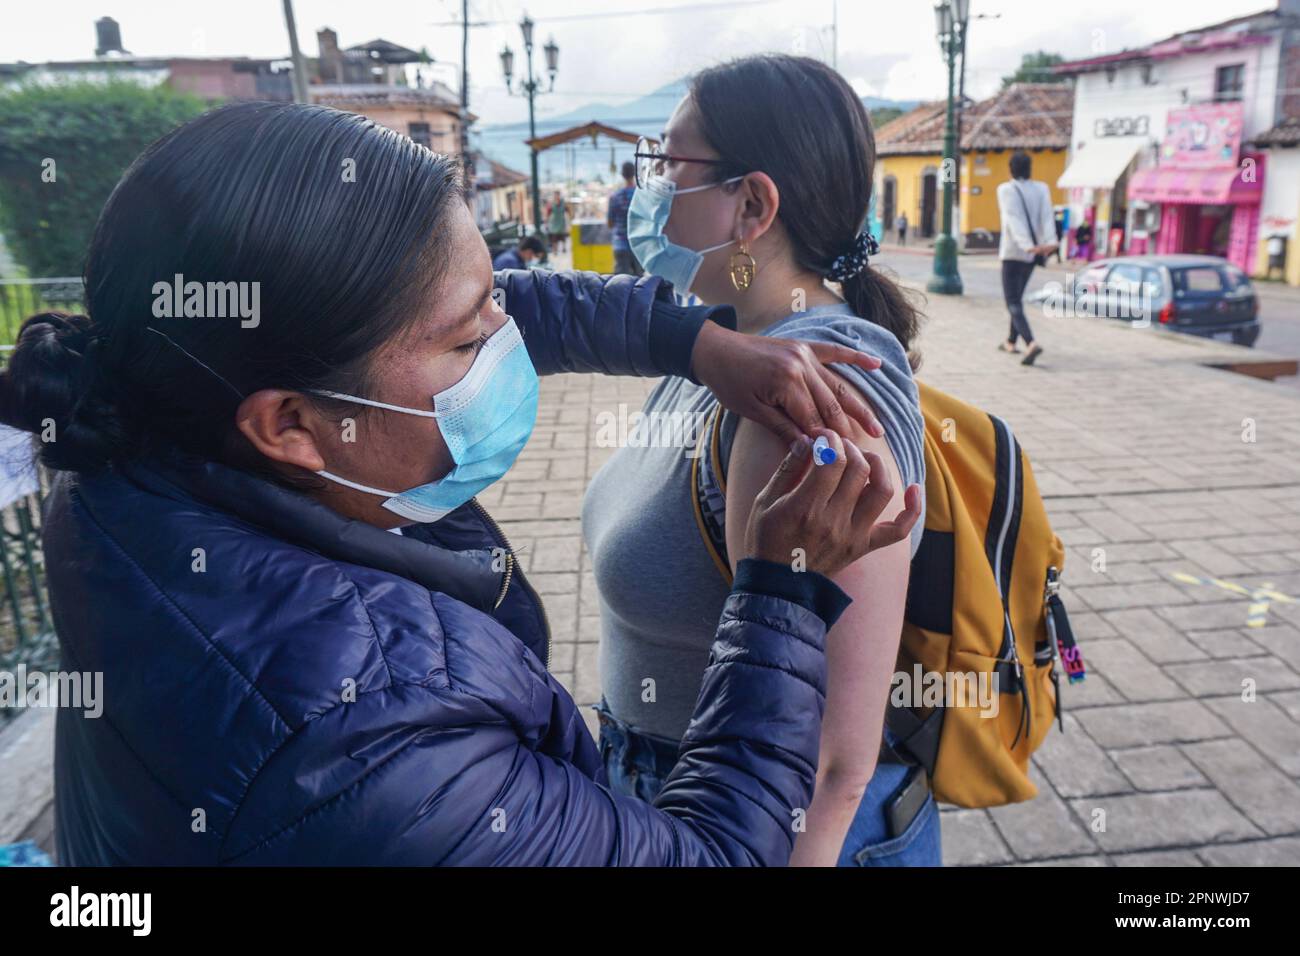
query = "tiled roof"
xmin=474 ymin=154 xmax=530 ymax=188
xmin=875 ymin=99 xmax=977 ymax=155
xmin=1054 ymin=8 xmax=1285 ymax=74
xmin=1249 ymin=116 xmax=1300 ymax=147
xmin=876 ymin=83 xmax=1072 ymax=155
xmin=963 ymin=83 xmax=1074 ymax=150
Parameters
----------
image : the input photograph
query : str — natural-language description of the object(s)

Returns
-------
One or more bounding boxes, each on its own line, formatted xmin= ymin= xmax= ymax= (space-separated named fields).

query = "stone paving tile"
xmin=1073 ymin=700 xmax=1233 ymax=749
xmin=1070 ymin=581 xmax=1194 ymax=613
xmin=987 ymin=767 xmax=1100 ymax=860
xmin=1246 ymin=624 xmax=1300 ymax=672
xmin=1165 ymin=656 xmax=1300 ymax=698
xmin=1111 ymin=745 xmax=1209 ymax=792
xmin=1020 ymin=855 xmax=1109 ymax=866
xmin=1196 ymin=837 xmax=1300 ymax=865
xmin=1068 ymin=790 xmax=1260 ymax=853
xmin=1111 ymin=849 xmax=1205 ymax=866
xmin=1184 ymin=628 xmax=1270 ymax=659
xmin=1059 ymin=672 xmax=1126 ymax=708
xmin=1268 ymin=689 xmax=1300 ymax=722
xmin=1099 ymin=608 xmax=1208 ymax=663
xmin=1157 ymin=601 xmax=1270 ymax=632
xmin=1032 ymin=715 xmax=1131 ymax=798
xmin=1201 ymin=696 xmax=1300 ymax=776
xmin=1181 ymin=738 xmax=1300 ymax=835
xmin=939 ymin=809 xmax=1015 ymax=866
xmin=1080 ymin=638 xmax=1189 ymax=703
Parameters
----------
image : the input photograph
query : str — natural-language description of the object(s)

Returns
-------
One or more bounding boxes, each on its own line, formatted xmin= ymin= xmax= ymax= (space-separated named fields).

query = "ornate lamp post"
xmin=501 ymin=14 xmax=558 ymax=240
xmin=927 ymin=0 xmax=969 ymax=296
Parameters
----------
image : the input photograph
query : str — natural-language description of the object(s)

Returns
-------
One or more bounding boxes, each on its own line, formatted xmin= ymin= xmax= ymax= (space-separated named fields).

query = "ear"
xmin=733 ymin=171 xmax=781 ymax=244
xmin=235 ymin=389 xmax=327 ymax=473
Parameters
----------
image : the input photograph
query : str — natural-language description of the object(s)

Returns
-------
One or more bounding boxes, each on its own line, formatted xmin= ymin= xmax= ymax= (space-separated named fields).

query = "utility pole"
xmin=282 ymin=0 xmax=308 ymax=104
xmin=460 ymin=0 xmax=472 ymax=177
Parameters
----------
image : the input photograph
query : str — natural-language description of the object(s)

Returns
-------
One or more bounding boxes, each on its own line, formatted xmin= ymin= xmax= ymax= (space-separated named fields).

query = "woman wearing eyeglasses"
xmin=584 ymin=54 xmax=940 ymax=867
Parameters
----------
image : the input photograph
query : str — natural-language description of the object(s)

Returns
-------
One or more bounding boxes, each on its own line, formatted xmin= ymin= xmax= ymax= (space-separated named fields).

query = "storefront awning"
xmin=1057 ymin=139 xmax=1142 ymax=189
xmin=1127 ymin=166 xmax=1262 ymax=205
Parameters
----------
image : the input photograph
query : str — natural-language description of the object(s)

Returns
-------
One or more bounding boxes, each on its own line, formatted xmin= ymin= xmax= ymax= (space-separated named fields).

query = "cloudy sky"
xmin=4 ymin=0 xmax=1273 ymax=125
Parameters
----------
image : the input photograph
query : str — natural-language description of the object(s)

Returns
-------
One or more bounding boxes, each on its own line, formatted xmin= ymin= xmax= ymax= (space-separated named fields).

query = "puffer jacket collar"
xmin=117 ymin=455 xmax=508 ymax=614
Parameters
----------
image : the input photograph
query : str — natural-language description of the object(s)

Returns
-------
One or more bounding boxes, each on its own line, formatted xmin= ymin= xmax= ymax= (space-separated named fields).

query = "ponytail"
xmin=838 ymin=266 xmax=923 ymax=372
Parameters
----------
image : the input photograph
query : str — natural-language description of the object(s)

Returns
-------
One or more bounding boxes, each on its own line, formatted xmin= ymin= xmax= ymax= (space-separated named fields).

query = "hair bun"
xmin=20 ymin=310 xmax=95 ymax=355
xmin=0 ymin=311 xmax=124 ymax=472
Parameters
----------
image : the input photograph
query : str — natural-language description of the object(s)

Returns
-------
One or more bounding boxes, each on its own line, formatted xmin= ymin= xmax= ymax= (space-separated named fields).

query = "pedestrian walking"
xmin=607 ymin=161 xmax=641 ymax=275
xmin=547 ymin=191 xmax=569 ymax=253
xmin=897 ymin=211 xmax=908 ymax=246
xmin=996 ymin=150 xmax=1056 ymax=365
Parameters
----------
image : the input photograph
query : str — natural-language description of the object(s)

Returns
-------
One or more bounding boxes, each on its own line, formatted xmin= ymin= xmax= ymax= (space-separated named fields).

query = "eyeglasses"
xmin=633 ymin=135 xmax=735 ymax=189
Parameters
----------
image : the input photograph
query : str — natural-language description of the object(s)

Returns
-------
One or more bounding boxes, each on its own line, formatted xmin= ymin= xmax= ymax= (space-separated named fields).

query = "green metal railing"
xmin=0 ymin=276 xmax=85 ymax=347
xmin=0 ymin=279 xmax=76 ymax=713
xmin=0 ymin=484 xmax=56 ymax=702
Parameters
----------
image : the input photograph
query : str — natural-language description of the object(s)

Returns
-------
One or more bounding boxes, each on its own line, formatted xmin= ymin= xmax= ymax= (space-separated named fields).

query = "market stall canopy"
xmin=1057 ymin=139 xmax=1142 ymax=190
xmin=1128 ymin=165 xmax=1263 ymax=205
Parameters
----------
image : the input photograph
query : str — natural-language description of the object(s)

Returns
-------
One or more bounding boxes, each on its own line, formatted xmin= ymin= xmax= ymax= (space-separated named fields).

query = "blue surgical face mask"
xmin=627 ymin=174 xmax=744 ymax=295
xmin=312 ymin=315 xmax=539 ymax=523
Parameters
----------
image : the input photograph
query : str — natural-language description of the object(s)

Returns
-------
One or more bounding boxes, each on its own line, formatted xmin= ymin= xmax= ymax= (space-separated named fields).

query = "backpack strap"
xmin=690 ymin=403 xmax=734 ymax=585
xmin=986 ymin=412 xmax=1033 ymax=747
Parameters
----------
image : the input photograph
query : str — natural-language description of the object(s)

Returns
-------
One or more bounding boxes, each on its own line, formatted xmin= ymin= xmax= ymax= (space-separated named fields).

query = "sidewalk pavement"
xmin=486 ymin=273 xmax=1300 ymax=866
xmin=3 ymin=270 xmax=1297 ymax=866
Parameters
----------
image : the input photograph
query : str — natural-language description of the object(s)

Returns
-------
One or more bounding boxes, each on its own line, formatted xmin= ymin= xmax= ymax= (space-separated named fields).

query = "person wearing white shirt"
xmin=996 ymin=151 xmax=1057 ymax=365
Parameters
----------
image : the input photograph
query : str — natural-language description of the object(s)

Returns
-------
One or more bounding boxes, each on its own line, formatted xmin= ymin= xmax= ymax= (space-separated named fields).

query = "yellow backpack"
xmin=690 ymin=380 xmax=1086 ymax=809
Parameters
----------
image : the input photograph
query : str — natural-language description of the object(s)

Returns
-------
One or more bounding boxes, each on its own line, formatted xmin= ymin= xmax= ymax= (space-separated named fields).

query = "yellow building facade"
xmin=877 ymin=148 xmax=1069 ymax=246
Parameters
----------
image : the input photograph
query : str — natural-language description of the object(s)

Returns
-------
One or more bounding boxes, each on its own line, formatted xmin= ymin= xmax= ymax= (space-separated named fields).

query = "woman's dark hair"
xmin=688 ymin=54 xmax=921 ymax=367
xmin=1010 ymin=150 xmax=1032 ymax=180
xmin=519 ymin=235 xmax=546 ymax=255
xmin=0 ymin=101 xmax=472 ymax=477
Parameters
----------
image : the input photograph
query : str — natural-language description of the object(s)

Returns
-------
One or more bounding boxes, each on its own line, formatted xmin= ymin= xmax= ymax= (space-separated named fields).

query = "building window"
xmin=409 ymin=122 xmax=432 ymax=149
xmin=1214 ymin=64 xmax=1244 ymax=102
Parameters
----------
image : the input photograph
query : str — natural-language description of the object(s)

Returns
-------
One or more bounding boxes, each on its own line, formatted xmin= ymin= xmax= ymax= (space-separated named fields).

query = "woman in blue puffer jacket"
xmin=0 ymin=102 xmax=919 ymax=865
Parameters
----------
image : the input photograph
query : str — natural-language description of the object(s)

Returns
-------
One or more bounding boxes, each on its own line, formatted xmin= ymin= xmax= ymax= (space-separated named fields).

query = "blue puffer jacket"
xmin=50 ymin=269 xmax=848 ymax=866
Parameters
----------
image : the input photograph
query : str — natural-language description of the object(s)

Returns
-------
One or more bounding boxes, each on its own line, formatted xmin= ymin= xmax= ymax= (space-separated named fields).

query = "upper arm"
xmin=721 ymin=375 xmax=911 ymax=779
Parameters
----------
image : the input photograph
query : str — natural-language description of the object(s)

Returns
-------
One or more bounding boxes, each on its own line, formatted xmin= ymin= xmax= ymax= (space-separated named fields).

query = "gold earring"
xmin=729 ymin=241 xmax=756 ymax=291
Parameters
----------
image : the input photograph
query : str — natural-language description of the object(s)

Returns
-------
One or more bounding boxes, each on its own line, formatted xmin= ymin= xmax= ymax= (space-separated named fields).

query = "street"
xmin=874 ymin=246 xmax=1300 ymax=390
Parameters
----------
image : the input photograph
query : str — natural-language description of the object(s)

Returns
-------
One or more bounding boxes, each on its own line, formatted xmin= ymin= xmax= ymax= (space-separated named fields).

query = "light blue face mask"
xmin=312 ymin=316 xmax=539 ymax=523
xmin=627 ymin=174 xmax=744 ymax=295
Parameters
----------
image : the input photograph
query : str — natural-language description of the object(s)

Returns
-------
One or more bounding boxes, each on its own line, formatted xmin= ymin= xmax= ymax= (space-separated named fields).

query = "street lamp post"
xmin=927 ymin=0 xmax=968 ymax=296
xmin=501 ymin=14 xmax=558 ymax=242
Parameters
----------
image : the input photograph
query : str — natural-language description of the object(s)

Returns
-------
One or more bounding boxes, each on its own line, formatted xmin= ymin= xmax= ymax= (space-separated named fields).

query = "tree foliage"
xmin=0 ymin=79 xmax=207 ymax=277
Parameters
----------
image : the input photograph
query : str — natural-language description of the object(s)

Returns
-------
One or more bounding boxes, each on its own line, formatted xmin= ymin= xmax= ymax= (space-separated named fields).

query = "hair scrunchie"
xmin=825 ymin=230 xmax=879 ymax=281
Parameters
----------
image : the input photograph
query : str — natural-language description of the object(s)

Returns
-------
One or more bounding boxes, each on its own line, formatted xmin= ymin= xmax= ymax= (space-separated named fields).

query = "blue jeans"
xmin=593 ymin=697 xmax=942 ymax=867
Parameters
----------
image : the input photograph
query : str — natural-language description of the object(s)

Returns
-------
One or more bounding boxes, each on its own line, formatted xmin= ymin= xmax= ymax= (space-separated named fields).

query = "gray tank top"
xmin=581 ymin=302 xmax=926 ymax=741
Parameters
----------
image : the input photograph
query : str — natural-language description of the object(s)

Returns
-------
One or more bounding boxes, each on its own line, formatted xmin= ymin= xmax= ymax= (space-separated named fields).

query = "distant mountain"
xmin=472 ymin=79 xmax=918 ymax=185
